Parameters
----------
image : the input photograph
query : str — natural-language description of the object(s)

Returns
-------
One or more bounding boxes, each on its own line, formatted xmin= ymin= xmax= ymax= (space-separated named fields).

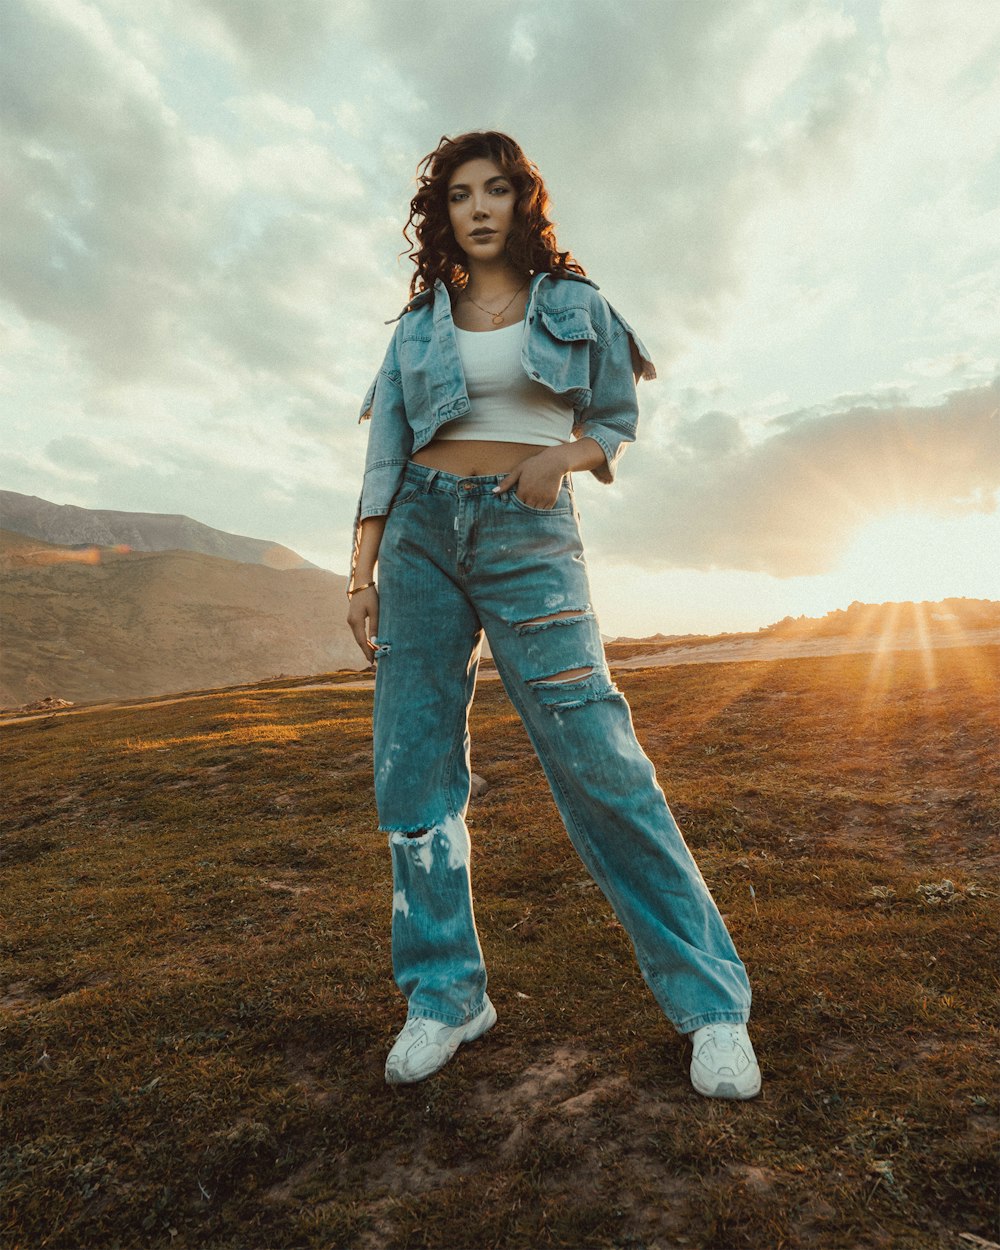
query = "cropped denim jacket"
xmin=351 ymin=269 xmax=656 ymax=575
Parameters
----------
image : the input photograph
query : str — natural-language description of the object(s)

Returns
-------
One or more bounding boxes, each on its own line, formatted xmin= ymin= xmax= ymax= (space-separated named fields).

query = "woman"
xmin=347 ymin=131 xmax=760 ymax=1099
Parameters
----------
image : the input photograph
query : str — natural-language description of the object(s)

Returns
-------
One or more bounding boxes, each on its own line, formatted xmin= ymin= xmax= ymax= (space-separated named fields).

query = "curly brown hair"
xmin=403 ymin=131 xmax=586 ymax=299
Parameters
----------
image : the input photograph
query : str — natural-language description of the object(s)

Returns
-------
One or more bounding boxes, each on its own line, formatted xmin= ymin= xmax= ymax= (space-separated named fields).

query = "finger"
xmin=349 ymin=616 xmax=372 ymax=660
xmin=492 ymin=469 xmax=519 ymax=495
xmin=369 ymin=602 xmax=379 ymax=640
xmin=350 ymin=625 xmax=370 ymax=665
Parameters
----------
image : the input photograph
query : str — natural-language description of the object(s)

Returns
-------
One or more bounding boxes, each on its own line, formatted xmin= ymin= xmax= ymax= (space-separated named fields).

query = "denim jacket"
xmin=351 ymin=269 xmax=656 ymax=574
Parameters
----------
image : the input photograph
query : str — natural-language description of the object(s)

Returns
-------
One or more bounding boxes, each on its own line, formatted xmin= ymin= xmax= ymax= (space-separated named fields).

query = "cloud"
xmin=180 ymin=0 xmax=355 ymax=81
xmin=585 ymin=377 xmax=1000 ymax=577
xmin=323 ymin=0 xmax=882 ymax=355
xmin=0 ymin=0 xmax=883 ymax=400
xmin=1 ymin=0 xmax=997 ymax=601
xmin=0 ymin=0 xmax=202 ymax=379
xmin=0 ymin=0 xmax=392 ymax=417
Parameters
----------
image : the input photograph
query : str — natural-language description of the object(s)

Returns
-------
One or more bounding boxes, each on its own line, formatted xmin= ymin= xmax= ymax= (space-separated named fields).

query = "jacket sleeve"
xmin=576 ymin=295 xmax=657 ymax=485
xmin=357 ymin=328 xmax=411 ymax=520
xmin=350 ymin=328 xmax=411 ymax=582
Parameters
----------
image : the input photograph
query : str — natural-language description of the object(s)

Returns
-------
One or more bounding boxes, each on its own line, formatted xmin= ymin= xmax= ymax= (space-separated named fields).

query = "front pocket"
xmin=508 ymin=488 xmax=573 ymax=516
xmin=390 ymin=482 xmax=425 ymax=509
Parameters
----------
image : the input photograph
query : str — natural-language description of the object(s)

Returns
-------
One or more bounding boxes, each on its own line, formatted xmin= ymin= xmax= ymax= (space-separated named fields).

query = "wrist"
xmin=535 ymin=438 xmax=606 ymax=475
xmin=532 ymin=443 xmax=575 ymax=474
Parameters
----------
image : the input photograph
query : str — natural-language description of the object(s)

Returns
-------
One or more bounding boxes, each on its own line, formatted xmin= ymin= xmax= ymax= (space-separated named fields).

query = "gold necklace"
xmin=464 ymin=277 xmax=529 ymax=325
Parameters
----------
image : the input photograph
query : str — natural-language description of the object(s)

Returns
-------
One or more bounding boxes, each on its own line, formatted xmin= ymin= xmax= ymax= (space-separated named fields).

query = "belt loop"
xmin=425 ymin=468 xmax=440 ymax=488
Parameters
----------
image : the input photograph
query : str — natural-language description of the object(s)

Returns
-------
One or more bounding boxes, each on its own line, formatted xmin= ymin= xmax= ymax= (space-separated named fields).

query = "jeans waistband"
xmin=402 ymin=459 xmax=572 ymax=497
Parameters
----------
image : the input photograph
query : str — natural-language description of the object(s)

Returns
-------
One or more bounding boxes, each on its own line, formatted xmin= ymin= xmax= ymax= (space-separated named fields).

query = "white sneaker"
xmin=385 ymin=996 xmax=497 ymax=1085
xmin=689 ymin=1022 xmax=762 ymax=1099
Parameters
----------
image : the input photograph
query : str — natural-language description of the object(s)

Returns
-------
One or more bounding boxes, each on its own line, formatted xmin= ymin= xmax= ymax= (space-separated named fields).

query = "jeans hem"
xmin=677 ymin=1007 xmax=752 ymax=1034
xmin=405 ymin=994 xmax=488 ymax=1028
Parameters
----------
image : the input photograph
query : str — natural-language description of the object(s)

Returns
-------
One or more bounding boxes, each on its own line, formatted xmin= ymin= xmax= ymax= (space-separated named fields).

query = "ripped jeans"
xmin=372 ymin=460 xmax=752 ymax=1033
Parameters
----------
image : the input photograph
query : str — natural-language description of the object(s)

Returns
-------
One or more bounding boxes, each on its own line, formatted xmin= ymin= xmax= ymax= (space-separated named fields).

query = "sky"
xmin=1 ymin=0 xmax=998 ymax=637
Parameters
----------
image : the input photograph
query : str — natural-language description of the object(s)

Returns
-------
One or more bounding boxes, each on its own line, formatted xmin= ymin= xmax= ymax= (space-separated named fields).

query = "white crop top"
xmin=435 ymin=319 xmax=575 ymax=445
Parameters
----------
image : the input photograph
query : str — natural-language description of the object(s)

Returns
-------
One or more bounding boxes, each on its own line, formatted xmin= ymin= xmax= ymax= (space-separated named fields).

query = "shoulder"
xmin=537 ymin=271 xmax=619 ymax=330
xmin=385 ymin=283 xmax=438 ymax=327
xmin=537 ymin=270 xmax=601 ymax=307
xmin=540 ymin=273 xmax=656 ymax=382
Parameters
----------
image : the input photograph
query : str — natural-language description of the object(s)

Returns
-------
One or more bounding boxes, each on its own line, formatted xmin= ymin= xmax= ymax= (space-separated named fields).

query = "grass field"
xmin=2 ymin=644 xmax=998 ymax=1250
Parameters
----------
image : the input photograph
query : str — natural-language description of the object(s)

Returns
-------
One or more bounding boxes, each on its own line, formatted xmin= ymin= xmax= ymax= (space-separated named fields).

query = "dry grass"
xmin=2 ymin=644 xmax=998 ymax=1250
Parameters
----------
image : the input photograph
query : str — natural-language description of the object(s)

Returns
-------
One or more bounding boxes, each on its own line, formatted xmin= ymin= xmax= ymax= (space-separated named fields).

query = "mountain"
xmin=0 ymin=491 xmax=315 ymax=570
xmin=0 ymin=530 xmax=362 ymax=707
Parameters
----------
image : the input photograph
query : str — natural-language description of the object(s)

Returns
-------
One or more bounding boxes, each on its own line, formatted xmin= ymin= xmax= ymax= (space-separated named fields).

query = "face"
xmin=446 ymin=157 xmax=516 ymax=264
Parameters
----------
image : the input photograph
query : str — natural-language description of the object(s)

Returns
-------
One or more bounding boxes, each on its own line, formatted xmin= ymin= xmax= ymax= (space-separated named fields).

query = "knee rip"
xmin=527 ymin=666 xmax=621 ymax=711
xmin=535 ymin=666 xmax=593 ymax=684
xmin=386 ymin=813 xmax=471 ymax=874
xmin=513 ymin=607 xmax=593 ymax=635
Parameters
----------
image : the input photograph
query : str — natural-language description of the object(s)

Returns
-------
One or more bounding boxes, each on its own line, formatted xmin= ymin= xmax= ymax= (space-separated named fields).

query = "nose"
xmin=472 ymin=193 xmax=489 ymax=219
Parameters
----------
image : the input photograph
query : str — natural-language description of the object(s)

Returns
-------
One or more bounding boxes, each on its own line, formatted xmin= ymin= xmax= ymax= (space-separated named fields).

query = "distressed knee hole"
xmin=534 ymin=666 xmax=593 ymax=684
xmin=528 ymin=667 xmax=621 ymax=712
xmin=514 ymin=606 xmax=593 ymax=634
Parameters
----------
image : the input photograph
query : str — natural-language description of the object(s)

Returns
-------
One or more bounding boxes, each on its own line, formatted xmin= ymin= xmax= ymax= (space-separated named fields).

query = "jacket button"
xmin=531 ymin=371 xmax=540 ymax=378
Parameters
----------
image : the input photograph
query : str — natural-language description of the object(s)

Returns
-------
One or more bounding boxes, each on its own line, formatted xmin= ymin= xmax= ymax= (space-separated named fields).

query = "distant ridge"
xmin=612 ymin=598 xmax=1000 ymax=646
xmin=0 ymin=530 xmax=360 ymax=707
xmin=0 ymin=490 xmax=316 ymax=570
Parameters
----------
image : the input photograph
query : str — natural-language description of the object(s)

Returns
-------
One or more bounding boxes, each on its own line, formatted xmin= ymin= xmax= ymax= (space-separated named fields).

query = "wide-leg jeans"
xmin=372 ymin=460 xmax=752 ymax=1033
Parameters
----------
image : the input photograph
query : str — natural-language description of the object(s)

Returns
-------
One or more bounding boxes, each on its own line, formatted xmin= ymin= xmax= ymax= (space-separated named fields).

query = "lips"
xmin=470 ymin=229 xmax=496 ymax=238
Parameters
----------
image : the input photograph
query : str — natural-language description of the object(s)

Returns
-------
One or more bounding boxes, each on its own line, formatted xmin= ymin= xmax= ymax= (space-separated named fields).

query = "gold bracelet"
xmin=347 ymin=580 xmax=376 ymax=598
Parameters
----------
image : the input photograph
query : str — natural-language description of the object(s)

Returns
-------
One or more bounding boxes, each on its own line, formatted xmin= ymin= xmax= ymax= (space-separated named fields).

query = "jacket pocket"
xmin=537 ymin=307 xmax=597 ymax=343
xmin=528 ymin=309 xmax=596 ymax=401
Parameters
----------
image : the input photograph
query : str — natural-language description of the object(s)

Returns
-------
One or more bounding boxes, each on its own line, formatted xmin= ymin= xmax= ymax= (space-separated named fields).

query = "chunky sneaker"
xmin=385 ymin=996 xmax=497 ymax=1085
xmin=689 ymin=1022 xmax=761 ymax=1099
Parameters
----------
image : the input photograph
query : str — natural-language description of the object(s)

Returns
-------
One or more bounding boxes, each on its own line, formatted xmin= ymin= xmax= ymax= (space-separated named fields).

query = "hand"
xmin=493 ymin=447 xmax=569 ymax=510
xmin=346 ymin=585 xmax=380 ymax=664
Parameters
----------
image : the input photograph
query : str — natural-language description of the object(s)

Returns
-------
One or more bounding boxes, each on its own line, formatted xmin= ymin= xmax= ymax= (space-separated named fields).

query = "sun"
xmin=833 ymin=510 xmax=1000 ymax=606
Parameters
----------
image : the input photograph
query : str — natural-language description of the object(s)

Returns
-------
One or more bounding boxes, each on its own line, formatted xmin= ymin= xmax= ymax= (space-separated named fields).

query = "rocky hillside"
xmin=0 ymin=531 xmax=362 ymax=707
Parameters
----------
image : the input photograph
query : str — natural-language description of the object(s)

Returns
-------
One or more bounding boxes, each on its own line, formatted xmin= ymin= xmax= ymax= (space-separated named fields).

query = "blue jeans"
xmin=372 ymin=460 xmax=752 ymax=1033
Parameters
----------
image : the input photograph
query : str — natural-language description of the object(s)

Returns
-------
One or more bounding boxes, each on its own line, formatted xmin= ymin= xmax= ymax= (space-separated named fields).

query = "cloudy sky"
xmin=2 ymin=0 xmax=998 ymax=636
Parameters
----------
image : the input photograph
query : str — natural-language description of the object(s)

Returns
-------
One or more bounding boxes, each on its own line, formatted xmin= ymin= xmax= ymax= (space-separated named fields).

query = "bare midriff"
xmin=409 ymin=438 xmax=555 ymax=476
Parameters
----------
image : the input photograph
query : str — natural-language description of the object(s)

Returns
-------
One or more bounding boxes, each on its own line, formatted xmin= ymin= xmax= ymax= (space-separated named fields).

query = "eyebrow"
xmin=448 ymin=175 xmax=510 ymax=190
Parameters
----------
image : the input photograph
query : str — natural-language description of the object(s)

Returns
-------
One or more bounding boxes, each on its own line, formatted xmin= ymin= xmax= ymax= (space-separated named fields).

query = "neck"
xmin=463 ymin=258 xmax=528 ymax=300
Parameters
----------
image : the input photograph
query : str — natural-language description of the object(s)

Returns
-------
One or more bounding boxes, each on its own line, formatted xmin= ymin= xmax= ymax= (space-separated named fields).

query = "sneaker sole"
xmin=690 ymin=1065 xmax=762 ymax=1100
xmin=385 ymin=999 xmax=497 ymax=1086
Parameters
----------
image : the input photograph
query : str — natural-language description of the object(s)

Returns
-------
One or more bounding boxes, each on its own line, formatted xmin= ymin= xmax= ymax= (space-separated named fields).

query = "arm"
xmin=346 ymin=515 xmax=386 ymax=664
xmin=572 ymin=296 xmax=654 ymax=484
xmin=347 ymin=326 xmax=410 ymax=663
